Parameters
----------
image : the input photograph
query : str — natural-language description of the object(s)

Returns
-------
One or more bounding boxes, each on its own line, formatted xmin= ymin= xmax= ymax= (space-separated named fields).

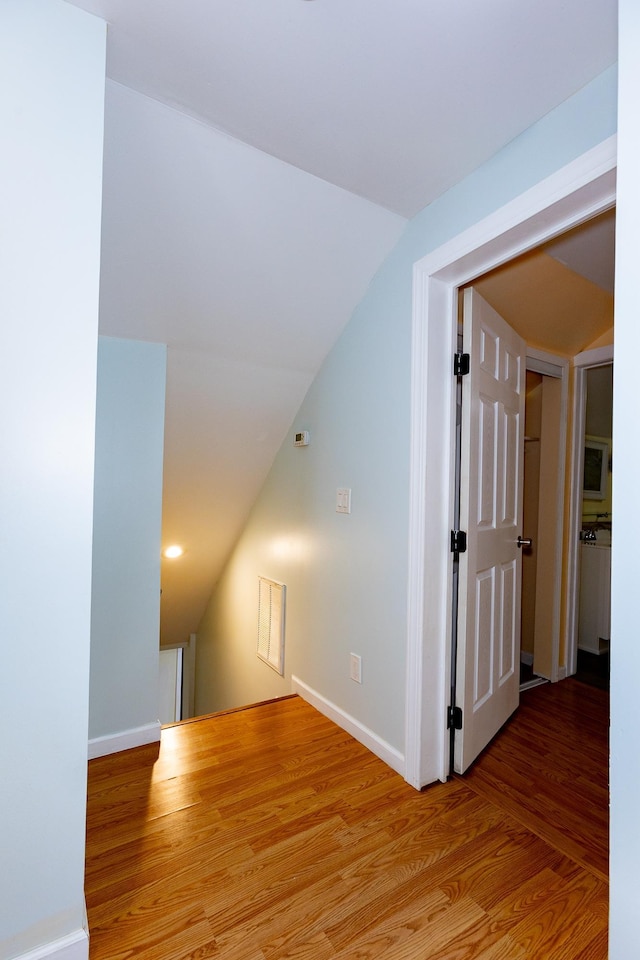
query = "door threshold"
xmin=520 ymin=676 xmax=549 ymax=692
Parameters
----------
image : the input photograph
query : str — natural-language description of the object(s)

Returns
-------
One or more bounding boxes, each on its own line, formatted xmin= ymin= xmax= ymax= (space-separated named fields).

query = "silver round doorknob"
xmin=517 ymin=536 xmax=532 ymax=548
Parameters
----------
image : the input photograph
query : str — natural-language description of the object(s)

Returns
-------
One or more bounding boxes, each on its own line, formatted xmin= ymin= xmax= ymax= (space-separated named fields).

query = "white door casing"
xmin=455 ymin=288 xmax=525 ymax=773
xmin=405 ymin=136 xmax=616 ymax=789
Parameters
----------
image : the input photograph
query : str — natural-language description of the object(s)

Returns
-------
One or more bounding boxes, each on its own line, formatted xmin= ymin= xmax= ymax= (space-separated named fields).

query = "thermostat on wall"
xmin=294 ymin=430 xmax=310 ymax=447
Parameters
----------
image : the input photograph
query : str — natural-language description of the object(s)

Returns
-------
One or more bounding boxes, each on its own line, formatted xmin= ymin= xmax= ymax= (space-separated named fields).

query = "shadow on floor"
xmin=575 ymin=648 xmax=610 ymax=691
xmin=519 ymin=660 xmax=548 ymax=691
xmin=520 ymin=651 xmax=610 ymax=692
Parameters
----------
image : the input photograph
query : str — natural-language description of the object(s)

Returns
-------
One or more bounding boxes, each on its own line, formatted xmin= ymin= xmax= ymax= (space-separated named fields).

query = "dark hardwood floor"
xmin=85 ymin=681 xmax=608 ymax=959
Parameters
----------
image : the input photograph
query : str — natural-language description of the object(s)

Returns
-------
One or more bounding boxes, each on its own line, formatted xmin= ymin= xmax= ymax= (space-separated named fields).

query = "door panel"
xmin=455 ymin=287 xmax=526 ymax=774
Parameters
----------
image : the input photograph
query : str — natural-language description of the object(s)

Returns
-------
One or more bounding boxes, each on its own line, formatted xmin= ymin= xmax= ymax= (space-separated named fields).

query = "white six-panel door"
xmin=454 ymin=288 xmax=526 ymax=774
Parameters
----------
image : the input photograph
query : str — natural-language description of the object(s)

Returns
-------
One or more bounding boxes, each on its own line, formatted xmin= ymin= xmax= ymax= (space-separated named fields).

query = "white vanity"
xmin=578 ymin=530 xmax=611 ymax=654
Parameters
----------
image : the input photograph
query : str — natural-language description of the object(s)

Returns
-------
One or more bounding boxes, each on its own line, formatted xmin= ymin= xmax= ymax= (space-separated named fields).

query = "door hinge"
xmin=447 ymin=705 xmax=463 ymax=730
xmin=450 ymin=529 xmax=467 ymax=556
xmin=454 ymin=352 xmax=470 ymax=377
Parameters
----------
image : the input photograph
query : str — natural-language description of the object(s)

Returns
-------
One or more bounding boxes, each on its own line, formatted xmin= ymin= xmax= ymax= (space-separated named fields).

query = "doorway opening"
xmin=405 ymin=135 xmax=616 ymax=789
xmin=519 ymin=363 xmax=565 ymax=691
xmin=449 ymin=232 xmax=613 ymax=774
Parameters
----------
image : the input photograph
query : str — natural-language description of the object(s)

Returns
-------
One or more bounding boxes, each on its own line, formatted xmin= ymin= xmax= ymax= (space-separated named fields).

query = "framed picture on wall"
xmin=583 ymin=438 xmax=609 ymax=500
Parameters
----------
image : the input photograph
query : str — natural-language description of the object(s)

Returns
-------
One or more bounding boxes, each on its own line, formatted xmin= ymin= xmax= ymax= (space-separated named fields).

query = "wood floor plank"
xmin=324 ymin=819 xmax=560 ymax=956
xmin=461 ymin=679 xmax=609 ymax=880
xmin=504 ymin=867 xmax=608 ymax=957
xmin=88 ymin=902 xmax=217 ymax=960
xmin=251 ymin=800 xmax=505 ymax=959
xmin=330 ymin=891 xmax=487 ymax=960
xmin=85 ymin=685 xmax=608 ymax=960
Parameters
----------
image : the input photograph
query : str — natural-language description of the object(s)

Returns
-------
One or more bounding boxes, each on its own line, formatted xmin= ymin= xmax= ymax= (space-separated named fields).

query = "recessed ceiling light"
xmin=163 ymin=544 xmax=184 ymax=559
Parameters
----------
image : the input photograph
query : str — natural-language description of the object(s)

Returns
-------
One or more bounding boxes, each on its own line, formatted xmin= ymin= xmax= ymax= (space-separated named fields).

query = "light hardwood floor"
xmin=85 ymin=680 xmax=608 ymax=959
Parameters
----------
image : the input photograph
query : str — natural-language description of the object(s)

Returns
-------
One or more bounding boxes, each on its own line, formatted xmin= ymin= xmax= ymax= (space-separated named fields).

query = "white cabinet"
xmin=578 ymin=543 xmax=611 ymax=654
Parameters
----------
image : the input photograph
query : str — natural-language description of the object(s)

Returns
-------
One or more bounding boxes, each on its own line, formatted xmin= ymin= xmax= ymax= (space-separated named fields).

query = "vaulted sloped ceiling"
xmin=474 ymin=210 xmax=615 ymax=357
xmin=66 ymin=0 xmax=617 ymax=644
xmin=99 ymin=81 xmax=405 ymax=644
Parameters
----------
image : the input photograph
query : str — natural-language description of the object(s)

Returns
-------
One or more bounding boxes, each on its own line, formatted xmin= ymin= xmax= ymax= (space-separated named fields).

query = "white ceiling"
xmin=474 ymin=209 xmax=615 ymax=357
xmin=68 ymin=0 xmax=617 ymax=218
xmin=65 ymin=0 xmax=618 ymax=644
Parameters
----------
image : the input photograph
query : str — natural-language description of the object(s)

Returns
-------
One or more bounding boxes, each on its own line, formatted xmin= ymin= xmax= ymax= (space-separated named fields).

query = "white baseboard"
xmin=520 ymin=651 xmax=534 ymax=666
xmin=291 ymin=676 xmax=405 ymax=777
xmin=88 ymin=720 xmax=161 ymax=760
xmin=10 ymin=929 xmax=88 ymax=960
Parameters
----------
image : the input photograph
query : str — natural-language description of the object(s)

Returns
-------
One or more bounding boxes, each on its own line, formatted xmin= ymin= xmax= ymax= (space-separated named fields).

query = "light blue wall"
xmin=89 ymin=337 xmax=166 ymax=741
xmin=196 ymin=66 xmax=617 ymax=751
xmin=0 ymin=2 xmax=105 ymax=956
xmin=610 ymin=3 xmax=640 ymax=953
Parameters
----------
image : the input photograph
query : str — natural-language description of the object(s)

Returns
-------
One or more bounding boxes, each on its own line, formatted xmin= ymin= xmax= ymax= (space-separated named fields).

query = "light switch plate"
xmin=336 ymin=487 xmax=351 ymax=514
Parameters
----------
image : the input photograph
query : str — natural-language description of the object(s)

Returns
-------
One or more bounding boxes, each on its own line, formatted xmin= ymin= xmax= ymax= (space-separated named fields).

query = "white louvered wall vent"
xmin=257 ymin=576 xmax=286 ymax=675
